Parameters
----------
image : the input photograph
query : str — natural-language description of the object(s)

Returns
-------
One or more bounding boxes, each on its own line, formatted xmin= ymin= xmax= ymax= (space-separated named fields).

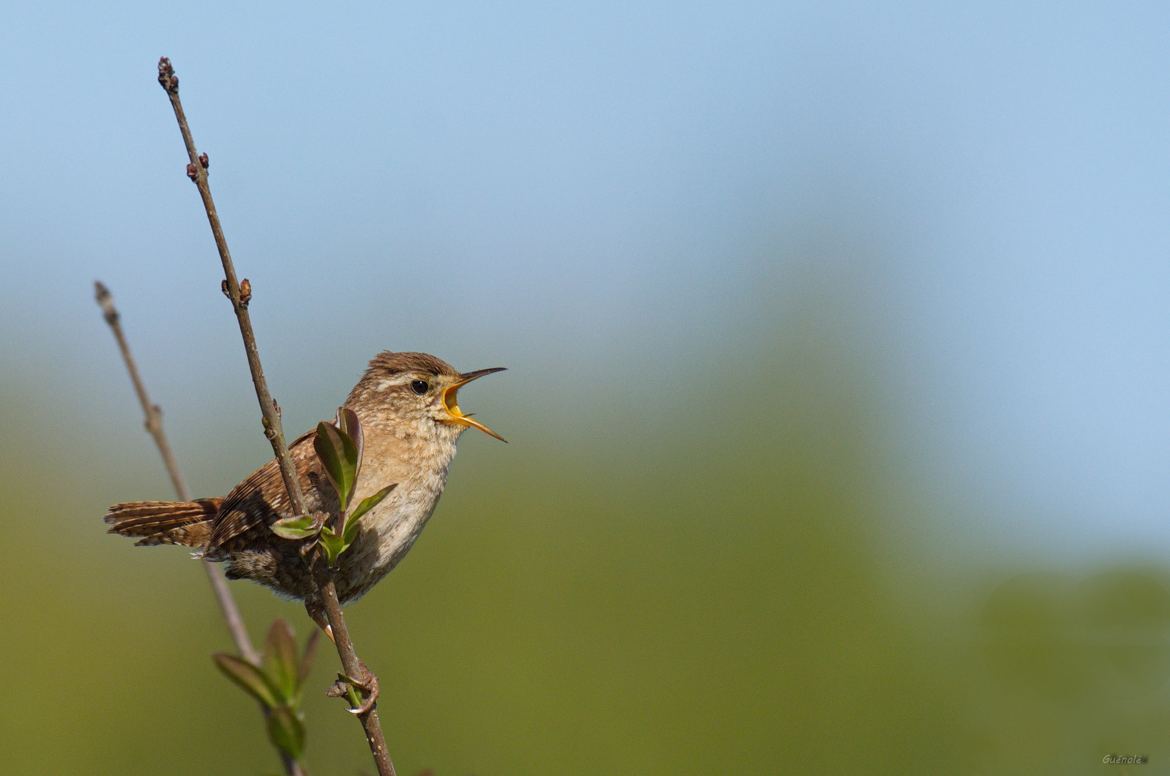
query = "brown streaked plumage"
xmin=104 ymin=351 xmax=505 ymax=611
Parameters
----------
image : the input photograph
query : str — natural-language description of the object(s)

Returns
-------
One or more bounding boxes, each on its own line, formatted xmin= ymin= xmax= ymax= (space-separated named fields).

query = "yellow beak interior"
xmin=441 ymin=368 xmax=506 ymax=442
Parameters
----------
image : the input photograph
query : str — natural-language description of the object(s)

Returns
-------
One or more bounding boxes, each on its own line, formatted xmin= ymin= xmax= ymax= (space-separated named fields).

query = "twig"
xmin=156 ymin=57 xmax=396 ymax=776
xmin=94 ymin=281 xmax=305 ymax=776
xmin=95 ymin=281 xmax=256 ymax=658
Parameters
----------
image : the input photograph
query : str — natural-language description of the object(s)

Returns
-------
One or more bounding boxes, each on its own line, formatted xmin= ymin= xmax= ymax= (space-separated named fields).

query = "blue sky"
xmin=3 ymin=1 xmax=1169 ymax=563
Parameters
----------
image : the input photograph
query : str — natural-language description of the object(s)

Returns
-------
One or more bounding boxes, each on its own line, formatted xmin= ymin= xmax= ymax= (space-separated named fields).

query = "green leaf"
xmin=266 ymin=705 xmax=306 ymax=759
xmin=337 ymin=407 xmax=364 ymax=486
xmin=313 ymin=421 xmax=357 ymax=511
xmin=343 ymin=483 xmax=397 ymax=545
xmin=270 ymin=514 xmax=320 ymax=541
xmin=213 ymin=653 xmax=279 ymax=709
xmin=263 ymin=620 xmax=299 ymax=704
xmin=343 ymin=682 xmax=361 ymax=710
xmin=319 ymin=526 xmax=347 ymax=568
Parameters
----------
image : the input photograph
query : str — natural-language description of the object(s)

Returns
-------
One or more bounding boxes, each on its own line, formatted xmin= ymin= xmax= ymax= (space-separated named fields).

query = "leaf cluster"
xmin=270 ymin=408 xmax=396 ymax=567
xmin=213 ymin=620 xmax=318 ymax=761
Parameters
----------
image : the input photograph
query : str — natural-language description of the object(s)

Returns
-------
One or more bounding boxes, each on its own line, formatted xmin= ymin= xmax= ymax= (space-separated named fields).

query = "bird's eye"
xmin=410 ymin=379 xmax=430 ymax=395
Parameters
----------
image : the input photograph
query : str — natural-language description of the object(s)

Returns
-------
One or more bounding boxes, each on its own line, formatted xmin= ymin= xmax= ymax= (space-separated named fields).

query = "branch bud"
xmin=94 ymin=281 xmax=119 ymax=326
xmin=157 ymin=57 xmax=179 ymax=94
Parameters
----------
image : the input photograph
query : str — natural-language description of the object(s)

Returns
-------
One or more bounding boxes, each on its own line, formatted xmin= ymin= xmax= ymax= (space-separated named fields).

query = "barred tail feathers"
xmin=104 ymin=499 xmax=220 ymax=548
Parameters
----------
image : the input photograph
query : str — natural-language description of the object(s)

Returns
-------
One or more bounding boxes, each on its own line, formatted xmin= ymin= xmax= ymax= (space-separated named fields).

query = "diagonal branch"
xmin=156 ymin=57 xmax=396 ymax=776
xmin=94 ymin=281 xmax=305 ymax=776
xmin=94 ymin=281 xmax=256 ymax=660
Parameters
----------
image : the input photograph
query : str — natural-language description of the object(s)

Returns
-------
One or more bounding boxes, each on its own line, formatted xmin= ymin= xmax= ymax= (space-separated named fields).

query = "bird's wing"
xmin=206 ymin=427 xmax=334 ymax=554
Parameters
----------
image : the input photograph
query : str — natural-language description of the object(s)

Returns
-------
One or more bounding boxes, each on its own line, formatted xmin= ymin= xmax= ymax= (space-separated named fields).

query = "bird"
xmin=104 ymin=351 xmax=505 ymax=625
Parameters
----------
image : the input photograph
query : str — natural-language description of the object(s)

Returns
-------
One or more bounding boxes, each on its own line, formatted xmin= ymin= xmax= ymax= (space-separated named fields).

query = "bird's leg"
xmin=308 ymin=597 xmax=379 ymax=715
xmin=304 ymin=598 xmax=335 ymax=643
xmin=305 ymin=600 xmax=335 ymax=643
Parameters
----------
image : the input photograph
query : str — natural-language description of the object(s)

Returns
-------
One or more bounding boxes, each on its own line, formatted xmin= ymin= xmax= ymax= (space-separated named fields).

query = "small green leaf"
xmin=313 ymin=421 xmax=357 ymax=511
xmin=213 ymin=653 xmax=279 ymax=709
xmin=343 ymin=483 xmax=397 ymax=545
xmin=263 ymin=620 xmax=299 ymax=704
xmin=337 ymin=407 xmax=364 ymax=485
xmin=270 ymin=514 xmax=320 ymax=541
xmin=319 ymin=526 xmax=347 ymax=568
xmin=266 ymin=705 xmax=306 ymax=759
xmin=344 ymin=683 xmax=361 ymax=710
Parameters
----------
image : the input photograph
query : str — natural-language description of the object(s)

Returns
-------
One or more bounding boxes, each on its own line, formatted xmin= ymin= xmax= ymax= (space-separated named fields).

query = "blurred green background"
xmin=3 ymin=2 xmax=1170 ymax=774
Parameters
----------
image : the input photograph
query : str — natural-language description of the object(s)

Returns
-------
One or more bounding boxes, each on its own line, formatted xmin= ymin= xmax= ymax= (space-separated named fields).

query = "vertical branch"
xmin=94 ymin=281 xmax=305 ymax=776
xmin=156 ymin=57 xmax=396 ymax=776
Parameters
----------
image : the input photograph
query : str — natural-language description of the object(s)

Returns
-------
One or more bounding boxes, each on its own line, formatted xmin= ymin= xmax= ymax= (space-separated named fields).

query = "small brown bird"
xmin=105 ymin=351 xmax=505 ymax=622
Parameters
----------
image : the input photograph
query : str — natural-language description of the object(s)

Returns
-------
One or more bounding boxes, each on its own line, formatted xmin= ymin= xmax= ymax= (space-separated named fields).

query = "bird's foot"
xmin=326 ymin=659 xmax=380 ymax=716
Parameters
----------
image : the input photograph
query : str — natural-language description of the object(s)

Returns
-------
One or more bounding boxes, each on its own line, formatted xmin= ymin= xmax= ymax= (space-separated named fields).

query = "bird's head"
xmin=349 ymin=351 xmax=506 ymax=442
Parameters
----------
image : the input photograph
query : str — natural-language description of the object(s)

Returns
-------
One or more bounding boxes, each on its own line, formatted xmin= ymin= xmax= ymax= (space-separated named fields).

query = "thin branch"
xmin=156 ymin=57 xmax=396 ymax=776
xmin=94 ymin=281 xmax=305 ymax=776
xmin=95 ymin=280 xmax=256 ymax=659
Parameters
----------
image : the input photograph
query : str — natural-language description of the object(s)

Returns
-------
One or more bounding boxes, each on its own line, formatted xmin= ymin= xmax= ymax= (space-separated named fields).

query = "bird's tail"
xmin=104 ymin=499 xmax=221 ymax=548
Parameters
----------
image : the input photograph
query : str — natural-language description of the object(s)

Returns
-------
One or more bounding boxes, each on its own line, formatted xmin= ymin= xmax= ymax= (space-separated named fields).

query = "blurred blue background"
xmin=2 ymin=2 xmax=1169 ymax=774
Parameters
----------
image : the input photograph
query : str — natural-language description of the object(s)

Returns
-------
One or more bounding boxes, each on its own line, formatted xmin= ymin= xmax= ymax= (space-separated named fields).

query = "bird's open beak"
xmin=442 ymin=367 xmax=507 ymax=442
